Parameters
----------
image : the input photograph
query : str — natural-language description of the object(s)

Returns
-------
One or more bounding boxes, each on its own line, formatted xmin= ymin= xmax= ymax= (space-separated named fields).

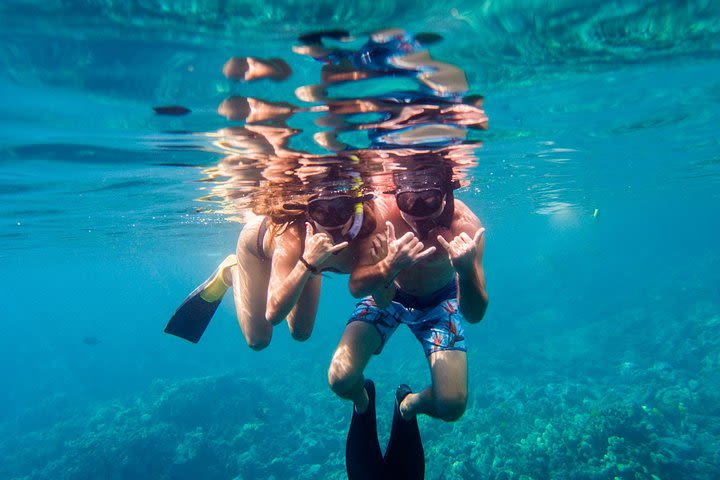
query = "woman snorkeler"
xmin=165 ymin=171 xmax=381 ymax=349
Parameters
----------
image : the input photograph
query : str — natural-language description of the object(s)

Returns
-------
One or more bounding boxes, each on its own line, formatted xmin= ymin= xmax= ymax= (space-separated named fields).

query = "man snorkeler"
xmin=329 ymin=162 xmax=488 ymax=478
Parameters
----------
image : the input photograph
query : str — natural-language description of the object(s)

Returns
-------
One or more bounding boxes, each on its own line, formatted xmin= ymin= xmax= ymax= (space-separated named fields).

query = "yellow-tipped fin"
xmin=199 ymin=254 xmax=237 ymax=302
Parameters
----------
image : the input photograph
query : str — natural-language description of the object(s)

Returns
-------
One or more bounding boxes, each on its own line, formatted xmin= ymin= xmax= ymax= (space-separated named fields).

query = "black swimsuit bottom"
xmin=392 ymin=278 xmax=457 ymax=310
xmin=257 ymin=217 xmax=270 ymax=261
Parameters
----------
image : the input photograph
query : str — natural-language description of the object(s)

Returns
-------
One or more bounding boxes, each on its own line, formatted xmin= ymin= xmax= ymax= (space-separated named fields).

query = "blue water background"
xmin=1 ymin=1 xmax=719 ymax=478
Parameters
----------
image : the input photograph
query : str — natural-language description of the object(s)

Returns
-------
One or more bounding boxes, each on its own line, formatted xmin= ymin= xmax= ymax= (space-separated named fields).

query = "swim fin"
xmin=298 ymin=30 xmax=351 ymax=45
xmin=164 ymin=255 xmax=237 ymax=343
xmin=384 ymin=385 xmax=425 ymax=480
xmin=346 ymin=379 xmax=385 ymax=480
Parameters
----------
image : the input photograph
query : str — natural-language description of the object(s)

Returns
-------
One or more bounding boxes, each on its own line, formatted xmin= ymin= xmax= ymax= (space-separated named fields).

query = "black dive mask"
xmin=399 ymin=191 xmax=454 ymax=241
xmin=307 ymin=195 xmax=356 ymax=228
xmin=396 ymin=188 xmax=445 ymax=217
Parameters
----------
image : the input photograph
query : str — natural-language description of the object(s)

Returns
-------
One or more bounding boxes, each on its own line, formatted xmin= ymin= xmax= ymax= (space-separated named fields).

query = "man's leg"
xmin=328 ymin=321 xmax=382 ymax=414
xmin=400 ymin=350 xmax=468 ymax=421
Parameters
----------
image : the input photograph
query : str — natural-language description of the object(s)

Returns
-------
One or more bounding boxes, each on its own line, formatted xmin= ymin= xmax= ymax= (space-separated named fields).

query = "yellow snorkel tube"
xmin=346 ymin=156 xmax=365 ymax=240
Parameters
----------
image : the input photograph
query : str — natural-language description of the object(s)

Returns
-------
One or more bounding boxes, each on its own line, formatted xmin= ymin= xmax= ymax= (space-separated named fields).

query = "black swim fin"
xmin=298 ymin=30 xmax=351 ymax=45
xmin=414 ymin=32 xmax=443 ymax=46
xmin=346 ymin=379 xmax=385 ymax=480
xmin=153 ymin=105 xmax=192 ymax=116
xmin=384 ymin=385 xmax=425 ymax=480
xmin=164 ymin=255 xmax=236 ymax=343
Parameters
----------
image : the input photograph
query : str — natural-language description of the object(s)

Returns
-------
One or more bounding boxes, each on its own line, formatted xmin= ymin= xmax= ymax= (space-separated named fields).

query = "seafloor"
xmin=2 ymin=282 xmax=718 ymax=480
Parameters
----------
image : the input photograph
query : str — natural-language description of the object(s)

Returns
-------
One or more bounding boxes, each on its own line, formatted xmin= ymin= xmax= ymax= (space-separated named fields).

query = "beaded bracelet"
xmin=299 ymin=256 xmax=319 ymax=275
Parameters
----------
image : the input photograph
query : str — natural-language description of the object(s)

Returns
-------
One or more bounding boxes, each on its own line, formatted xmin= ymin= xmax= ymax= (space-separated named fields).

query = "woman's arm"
xmin=266 ymin=223 xmax=346 ymax=325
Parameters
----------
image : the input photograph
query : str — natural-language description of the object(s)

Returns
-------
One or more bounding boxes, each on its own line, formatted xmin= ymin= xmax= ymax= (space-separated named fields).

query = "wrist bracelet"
xmin=299 ymin=256 xmax=319 ymax=275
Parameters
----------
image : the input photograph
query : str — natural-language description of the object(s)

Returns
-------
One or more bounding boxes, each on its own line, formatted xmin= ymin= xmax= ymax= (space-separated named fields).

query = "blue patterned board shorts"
xmin=347 ymin=280 xmax=467 ymax=357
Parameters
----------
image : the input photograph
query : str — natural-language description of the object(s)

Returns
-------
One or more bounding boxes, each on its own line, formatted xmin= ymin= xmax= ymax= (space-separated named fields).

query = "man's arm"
xmin=437 ymin=217 xmax=489 ymax=324
xmin=454 ymin=229 xmax=488 ymax=323
xmin=349 ymin=221 xmax=435 ymax=298
xmin=348 ymin=254 xmax=396 ymax=298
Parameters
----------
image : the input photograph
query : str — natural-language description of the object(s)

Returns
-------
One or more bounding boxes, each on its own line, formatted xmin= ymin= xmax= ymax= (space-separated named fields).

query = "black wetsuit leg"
xmin=383 ymin=385 xmax=425 ymax=480
xmin=346 ymin=379 xmax=386 ymax=480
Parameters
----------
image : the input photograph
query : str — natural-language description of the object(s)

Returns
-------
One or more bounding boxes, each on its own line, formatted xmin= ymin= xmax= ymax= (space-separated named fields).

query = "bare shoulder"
xmin=274 ymin=222 xmax=303 ymax=256
xmin=452 ymin=199 xmax=483 ymax=236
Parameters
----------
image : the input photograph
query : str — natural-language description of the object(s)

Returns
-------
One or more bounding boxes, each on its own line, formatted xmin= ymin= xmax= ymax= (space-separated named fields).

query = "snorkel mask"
xmin=392 ymin=167 xmax=458 ymax=239
xmin=306 ymin=194 xmax=363 ymax=244
xmin=396 ymin=188 xmax=445 ymax=217
xmin=284 ymin=160 xmax=370 ymax=244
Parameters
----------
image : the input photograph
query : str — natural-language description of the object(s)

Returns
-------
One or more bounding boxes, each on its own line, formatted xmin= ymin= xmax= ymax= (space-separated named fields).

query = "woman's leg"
xmin=286 ymin=275 xmax=321 ymax=341
xmin=231 ymin=218 xmax=273 ymax=350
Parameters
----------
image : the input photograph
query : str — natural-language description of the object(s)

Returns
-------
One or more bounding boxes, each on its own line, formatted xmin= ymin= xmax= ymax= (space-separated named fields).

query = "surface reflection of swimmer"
xmin=294 ymin=28 xmax=468 ymax=98
xmin=151 ymin=57 xmax=294 ymax=126
xmin=211 ymin=124 xmax=305 ymax=160
xmin=218 ymin=96 xmax=300 ymax=124
xmin=315 ymin=94 xmax=488 ymax=151
xmin=293 ymin=29 xmax=482 ymax=154
xmin=216 ymin=90 xmax=487 ymax=153
xmin=222 ymin=56 xmax=292 ymax=82
xmin=334 ymin=162 xmax=489 ymax=479
xmin=215 ymin=96 xmax=316 ymax=158
xmin=165 ymin=169 xmax=383 ymax=351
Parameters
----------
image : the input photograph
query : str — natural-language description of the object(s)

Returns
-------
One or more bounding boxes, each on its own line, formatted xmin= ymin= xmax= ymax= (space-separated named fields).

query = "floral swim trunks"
xmin=347 ymin=280 xmax=466 ymax=357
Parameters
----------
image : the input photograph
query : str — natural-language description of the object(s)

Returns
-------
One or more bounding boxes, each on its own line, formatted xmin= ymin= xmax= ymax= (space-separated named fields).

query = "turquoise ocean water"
xmin=1 ymin=1 xmax=719 ymax=479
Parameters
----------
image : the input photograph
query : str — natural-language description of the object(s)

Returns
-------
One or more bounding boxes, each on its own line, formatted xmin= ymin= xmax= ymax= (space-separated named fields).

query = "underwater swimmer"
xmin=166 ymin=212 xmax=326 ymax=346
xmin=329 ymin=165 xmax=488 ymax=422
xmin=165 ymin=188 xmax=382 ymax=348
xmin=264 ymin=188 xmax=385 ymax=327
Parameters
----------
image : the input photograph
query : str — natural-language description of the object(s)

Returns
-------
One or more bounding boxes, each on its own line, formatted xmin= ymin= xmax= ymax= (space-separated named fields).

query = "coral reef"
xmin=1 ymin=303 xmax=719 ymax=479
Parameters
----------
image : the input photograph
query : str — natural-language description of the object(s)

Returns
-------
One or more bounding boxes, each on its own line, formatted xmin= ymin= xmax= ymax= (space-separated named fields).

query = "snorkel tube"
xmin=346 ymin=156 xmax=365 ymax=241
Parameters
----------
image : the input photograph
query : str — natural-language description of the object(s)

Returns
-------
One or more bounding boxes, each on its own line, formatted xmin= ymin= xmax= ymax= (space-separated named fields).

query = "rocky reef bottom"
xmin=2 ymin=307 xmax=719 ymax=480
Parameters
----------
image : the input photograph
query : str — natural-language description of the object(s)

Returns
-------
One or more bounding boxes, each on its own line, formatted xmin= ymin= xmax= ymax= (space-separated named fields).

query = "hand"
xmin=440 ymin=104 xmax=488 ymax=129
xmin=369 ymin=232 xmax=393 ymax=308
xmin=369 ymin=232 xmax=389 ymax=264
xmin=294 ymin=85 xmax=327 ymax=103
xmin=437 ymin=228 xmax=485 ymax=273
xmin=383 ymin=221 xmax=436 ymax=275
xmin=302 ymin=222 xmax=348 ymax=268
